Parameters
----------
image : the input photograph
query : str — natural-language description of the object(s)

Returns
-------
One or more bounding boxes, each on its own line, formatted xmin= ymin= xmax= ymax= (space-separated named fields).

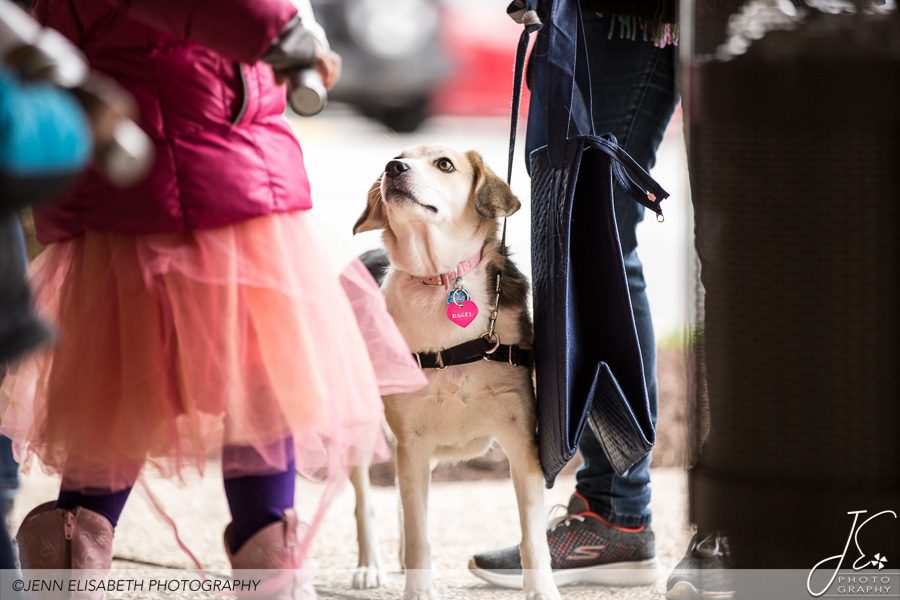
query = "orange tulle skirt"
xmin=0 ymin=210 xmax=425 ymax=494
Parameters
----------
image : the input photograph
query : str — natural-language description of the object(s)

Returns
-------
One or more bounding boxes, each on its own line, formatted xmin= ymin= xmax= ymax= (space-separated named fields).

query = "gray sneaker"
xmin=665 ymin=532 xmax=734 ymax=600
xmin=468 ymin=493 xmax=659 ymax=588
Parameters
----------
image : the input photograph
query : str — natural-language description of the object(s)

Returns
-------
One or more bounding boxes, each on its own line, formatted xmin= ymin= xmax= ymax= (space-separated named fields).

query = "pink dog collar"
xmin=412 ymin=248 xmax=484 ymax=289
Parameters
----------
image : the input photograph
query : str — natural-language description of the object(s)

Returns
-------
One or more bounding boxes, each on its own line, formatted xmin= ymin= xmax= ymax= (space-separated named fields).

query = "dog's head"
xmin=353 ymin=145 xmax=519 ymax=273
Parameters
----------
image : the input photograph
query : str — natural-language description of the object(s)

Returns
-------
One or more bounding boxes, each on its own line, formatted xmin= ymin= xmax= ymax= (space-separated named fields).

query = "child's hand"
xmin=314 ymin=44 xmax=341 ymax=91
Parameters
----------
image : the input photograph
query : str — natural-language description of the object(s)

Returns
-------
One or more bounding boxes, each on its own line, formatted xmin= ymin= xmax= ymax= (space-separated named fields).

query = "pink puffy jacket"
xmin=32 ymin=0 xmax=311 ymax=244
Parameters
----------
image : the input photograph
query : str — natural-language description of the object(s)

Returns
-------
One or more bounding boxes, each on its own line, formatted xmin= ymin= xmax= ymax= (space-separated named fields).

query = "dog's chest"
xmin=385 ymin=358 xmax=529 ymax=448
xmin=384 ymin=271 xmax=495 ymax=352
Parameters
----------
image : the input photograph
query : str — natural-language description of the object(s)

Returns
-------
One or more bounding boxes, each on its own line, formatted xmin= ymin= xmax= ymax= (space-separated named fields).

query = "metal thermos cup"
xmin=288 ymin=69 xmax=327 ymax=116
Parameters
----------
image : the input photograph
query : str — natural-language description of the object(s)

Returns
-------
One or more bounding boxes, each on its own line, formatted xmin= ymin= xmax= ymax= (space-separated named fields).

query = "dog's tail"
xmin=359 ymin=249 xmax=390 ymax=286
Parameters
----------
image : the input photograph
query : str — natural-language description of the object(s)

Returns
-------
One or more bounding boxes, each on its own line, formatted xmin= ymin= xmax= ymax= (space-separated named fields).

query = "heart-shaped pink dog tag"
xmin=446 ymin=300 xmax=479 ymax=328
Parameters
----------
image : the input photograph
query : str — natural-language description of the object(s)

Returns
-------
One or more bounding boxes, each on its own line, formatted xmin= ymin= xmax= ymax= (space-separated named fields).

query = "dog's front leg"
xmin=397 ymin=441 xmax=438 ymax=600
xmin=350 ymin=462 xmax=385 ymax=589
xmin=499 ymin=427 xmax=562 ymax=600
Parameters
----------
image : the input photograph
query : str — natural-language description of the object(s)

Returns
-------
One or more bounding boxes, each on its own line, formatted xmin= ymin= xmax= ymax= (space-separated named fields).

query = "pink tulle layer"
xmin=0 ymin=210 xmax=426 ymax=492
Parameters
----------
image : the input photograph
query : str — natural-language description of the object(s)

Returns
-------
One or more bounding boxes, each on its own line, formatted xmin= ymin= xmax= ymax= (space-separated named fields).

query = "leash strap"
xmin=502 ymin=8 xmax=542 ymax=250
xmin=409 ymin=13 xmax=541 ymax=373
xmin=485 ymin=8 xmax=542 ymax=342
xmin=414 ymin=337 xmax=533 ymax=370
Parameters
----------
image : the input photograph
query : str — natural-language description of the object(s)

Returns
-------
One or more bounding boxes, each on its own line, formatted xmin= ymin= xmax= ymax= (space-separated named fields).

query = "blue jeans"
xmin=0 ymin=217 xmax=27 ymax=572
xmin=526 ymin=13 xmax=678 ymax=528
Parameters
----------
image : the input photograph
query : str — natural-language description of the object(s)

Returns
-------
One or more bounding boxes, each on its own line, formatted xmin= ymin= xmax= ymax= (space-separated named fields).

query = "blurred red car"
xmin=432 ymin=0 xmax=530 ymax=118
xmin=311 ymin=0 xmax=527 ymax=131
xmin=311 ymin=0 xmax=448 ymax=132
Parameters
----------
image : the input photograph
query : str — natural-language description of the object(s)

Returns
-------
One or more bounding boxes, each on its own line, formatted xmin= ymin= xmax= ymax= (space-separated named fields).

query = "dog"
xmin=350 ymin=145 xmax=560 ymax=600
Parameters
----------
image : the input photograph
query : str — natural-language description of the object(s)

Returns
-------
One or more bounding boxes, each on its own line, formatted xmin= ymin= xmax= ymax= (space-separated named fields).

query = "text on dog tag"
xmin=446 ymin=300 xmax=478 ymax=328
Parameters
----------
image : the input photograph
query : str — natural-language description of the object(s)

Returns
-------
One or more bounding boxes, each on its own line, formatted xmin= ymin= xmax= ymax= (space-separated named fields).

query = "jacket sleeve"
xmin=288 ymin=0 xmax=329 ymax=49
xmin=101 ymin=0 xmax=298 ymax=63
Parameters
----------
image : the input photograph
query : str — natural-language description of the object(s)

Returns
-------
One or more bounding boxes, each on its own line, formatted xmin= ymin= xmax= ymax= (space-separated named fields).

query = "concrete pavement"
xmin=9 ymin=465 xmax=691 ymax=599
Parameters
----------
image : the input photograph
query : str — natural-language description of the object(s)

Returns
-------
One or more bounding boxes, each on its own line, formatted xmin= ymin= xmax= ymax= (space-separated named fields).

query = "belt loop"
xmin=415 ymin=352 xmax=422 ymax=369
xmin=508 ymin=345 xmax=514 ymax=365
xmin=436 ymin=350 xmax=447 ymax=370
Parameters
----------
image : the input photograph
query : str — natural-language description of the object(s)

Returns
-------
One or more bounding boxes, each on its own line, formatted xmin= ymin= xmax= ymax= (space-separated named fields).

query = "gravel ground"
xmin=8 ymin=466 xmax=691 ymax=599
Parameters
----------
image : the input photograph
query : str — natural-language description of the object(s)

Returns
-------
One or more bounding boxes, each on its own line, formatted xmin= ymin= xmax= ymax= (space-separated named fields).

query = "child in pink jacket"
xmin=2 ymin=1 xmax=424 ymax=594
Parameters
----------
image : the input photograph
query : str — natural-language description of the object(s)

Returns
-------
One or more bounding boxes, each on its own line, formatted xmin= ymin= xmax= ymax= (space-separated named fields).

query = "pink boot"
xmin=16 ymin=501 xmax=114 ymax=569
xmin=15 ymin=501 xmax=115 ymax=599
xmin=224 ymin=509 xmax=316 ymax=600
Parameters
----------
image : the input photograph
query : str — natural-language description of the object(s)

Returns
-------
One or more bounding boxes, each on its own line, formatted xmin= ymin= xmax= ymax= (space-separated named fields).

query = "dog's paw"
xmin=351 ymin=565 xmax=386 ymax=589
xmin=402 ymin=590 xmax=439 ymax=600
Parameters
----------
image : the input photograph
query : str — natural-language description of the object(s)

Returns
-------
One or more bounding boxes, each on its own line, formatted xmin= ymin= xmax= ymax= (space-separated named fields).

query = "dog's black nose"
xmin=385 ymin=160 xmax=410 ymax=179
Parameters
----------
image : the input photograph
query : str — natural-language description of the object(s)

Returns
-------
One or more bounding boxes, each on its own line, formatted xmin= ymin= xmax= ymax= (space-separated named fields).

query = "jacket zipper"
xmin=230 ymin=64 xmax=249 ymax=127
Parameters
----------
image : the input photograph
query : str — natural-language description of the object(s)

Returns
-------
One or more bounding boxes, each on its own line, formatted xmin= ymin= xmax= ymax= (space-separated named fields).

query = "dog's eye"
xmin=435 ymin=158 xmax=455 ymax=173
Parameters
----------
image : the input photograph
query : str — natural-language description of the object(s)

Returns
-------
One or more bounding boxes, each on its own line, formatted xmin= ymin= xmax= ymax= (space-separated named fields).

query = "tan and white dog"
xmin=351 ymin=145 xmax=560 ymax=600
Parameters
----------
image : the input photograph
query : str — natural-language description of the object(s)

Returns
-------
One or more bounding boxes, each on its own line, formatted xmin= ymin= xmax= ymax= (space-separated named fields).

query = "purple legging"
xmin=222 ymin=438 xmax=296 ymax=553
xmin=57 ymin=438 xmax=295 ymax=553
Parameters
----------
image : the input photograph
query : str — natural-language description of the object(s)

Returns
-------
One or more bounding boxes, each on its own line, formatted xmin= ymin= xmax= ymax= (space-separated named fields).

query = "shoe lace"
xmin=693 ymin=532 xmax=726 ymax=558
xmin=546 ymin=503 xmax=585 ymax=532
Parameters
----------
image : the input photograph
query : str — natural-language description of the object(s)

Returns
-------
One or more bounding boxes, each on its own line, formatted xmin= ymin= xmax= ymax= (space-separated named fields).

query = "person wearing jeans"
xmin=470 ymin=4 xmax=732 ymax=596
xmin=470 ymin=6 xmax=675 ymax=584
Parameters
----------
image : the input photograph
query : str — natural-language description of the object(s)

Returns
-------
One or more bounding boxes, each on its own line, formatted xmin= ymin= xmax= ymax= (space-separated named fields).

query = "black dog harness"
xmin=412 ymin=259 xmax=532 ymax=370
xmin=413 ymin=335 xmax=533 ymax=370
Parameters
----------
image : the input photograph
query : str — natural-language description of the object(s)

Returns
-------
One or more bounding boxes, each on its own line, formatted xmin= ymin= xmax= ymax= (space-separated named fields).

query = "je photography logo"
xmin=807 ymin=510 xmax=898 ymax=598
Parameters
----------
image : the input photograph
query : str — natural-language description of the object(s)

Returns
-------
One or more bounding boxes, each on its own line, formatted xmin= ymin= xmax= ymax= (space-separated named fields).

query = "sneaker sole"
xmin=666 ymin=581 xmax=735 ymax=600
xmin=468 ymin=557 xmax=660 ymax=588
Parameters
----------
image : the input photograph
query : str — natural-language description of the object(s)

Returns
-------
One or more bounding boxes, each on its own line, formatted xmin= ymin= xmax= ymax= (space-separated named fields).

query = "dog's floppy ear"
xmin=353 ymin=175 xmax=387 ymax=234
xmin=467 ymin=150 xmax=520 ymax=219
